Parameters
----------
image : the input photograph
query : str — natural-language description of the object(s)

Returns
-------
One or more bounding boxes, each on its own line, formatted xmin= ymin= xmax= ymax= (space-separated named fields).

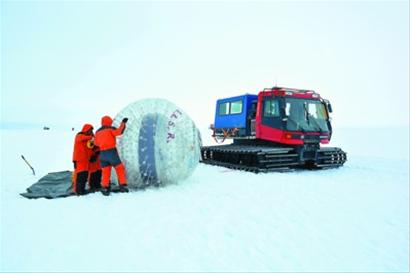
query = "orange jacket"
xmin=95 ymin=116 xmax=126 ymax=151
xmin=73 ymin=124 xmax=94 ymax=162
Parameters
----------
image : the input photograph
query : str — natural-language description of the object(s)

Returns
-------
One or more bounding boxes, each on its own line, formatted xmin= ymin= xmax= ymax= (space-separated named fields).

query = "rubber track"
xmin=201 ymin=145 xmax=347 ymax=172
xmin=201 ymin=145 xmax=299 ymax=173
xmin=315 ymin=147 xmax=347 ymax=169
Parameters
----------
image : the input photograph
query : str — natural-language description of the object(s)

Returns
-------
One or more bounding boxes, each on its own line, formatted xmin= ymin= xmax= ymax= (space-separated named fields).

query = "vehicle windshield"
xmin=285 ymin=98 xmax=329 ymax=132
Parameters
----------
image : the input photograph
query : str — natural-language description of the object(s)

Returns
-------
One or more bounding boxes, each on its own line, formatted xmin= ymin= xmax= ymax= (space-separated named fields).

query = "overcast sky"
xmin=1 ymin=1 xmax=409 ymax=130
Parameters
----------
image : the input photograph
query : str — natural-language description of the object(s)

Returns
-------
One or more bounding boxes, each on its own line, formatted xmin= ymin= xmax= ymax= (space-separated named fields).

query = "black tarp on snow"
xmin=20 ymin=170 xmax=126 ymax=199
xmin=20 ymin=171 xmax=75 ymax=199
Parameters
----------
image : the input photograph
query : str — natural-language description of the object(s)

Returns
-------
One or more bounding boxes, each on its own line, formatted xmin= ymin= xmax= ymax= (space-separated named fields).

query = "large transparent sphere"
xmin=112 ymin=99 xmax=201 ymax=188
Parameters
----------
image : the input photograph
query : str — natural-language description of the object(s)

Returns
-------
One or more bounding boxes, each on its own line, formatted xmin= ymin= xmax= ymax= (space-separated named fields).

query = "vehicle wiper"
xmin=303 ymin=102 xmax=310 ymax=125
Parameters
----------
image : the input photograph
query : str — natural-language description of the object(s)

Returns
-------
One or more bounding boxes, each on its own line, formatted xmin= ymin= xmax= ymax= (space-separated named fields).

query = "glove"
xmin=89 ymin=154 xmax=98 ymax=163
xmin=122 ymin=117 xmax=128 ymax=123
xmin=73 ymin=161 xmax=77 ymax=169
xmin=92 ymin=146 xmax=100 ymax=155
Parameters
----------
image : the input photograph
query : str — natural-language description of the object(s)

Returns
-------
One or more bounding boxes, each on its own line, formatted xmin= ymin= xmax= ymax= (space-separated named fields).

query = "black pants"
xmin=75 ymin=171 xmax=88 ymax=195
xmin=75 ymin=170 xmax=102 ymax=194
xmin=89 ymin=170 xmax=102 ymax=190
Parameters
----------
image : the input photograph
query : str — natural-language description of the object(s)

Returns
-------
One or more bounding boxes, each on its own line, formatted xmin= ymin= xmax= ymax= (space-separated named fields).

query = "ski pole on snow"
xmin=21 ymin=155 xmax=35 ymax=175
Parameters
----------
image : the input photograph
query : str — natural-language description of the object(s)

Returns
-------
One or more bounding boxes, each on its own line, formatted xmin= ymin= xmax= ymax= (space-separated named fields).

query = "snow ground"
xmin=1 ymin=127 xmax=409 ymax=272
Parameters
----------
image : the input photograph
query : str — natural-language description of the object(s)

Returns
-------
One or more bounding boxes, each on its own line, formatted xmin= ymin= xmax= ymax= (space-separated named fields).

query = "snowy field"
xmin=0 ymin=127 xmax=409 ymax=272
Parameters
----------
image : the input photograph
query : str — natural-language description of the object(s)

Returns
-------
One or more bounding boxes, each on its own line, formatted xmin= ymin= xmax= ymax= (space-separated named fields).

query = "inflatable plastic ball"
xmin=111 ymin=99 xmax=201 ymax=188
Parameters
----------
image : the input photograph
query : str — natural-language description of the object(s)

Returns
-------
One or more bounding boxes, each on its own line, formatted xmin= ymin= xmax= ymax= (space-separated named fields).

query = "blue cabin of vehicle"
xmin=214 ymin=94 xmax=258 ymax=129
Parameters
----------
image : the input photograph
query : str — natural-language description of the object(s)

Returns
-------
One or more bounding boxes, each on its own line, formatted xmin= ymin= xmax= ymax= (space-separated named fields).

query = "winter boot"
xmin=119 ymin=184 xmax=129 ymax=193
xmin=101 ymin=187 xmax=111 ymax=196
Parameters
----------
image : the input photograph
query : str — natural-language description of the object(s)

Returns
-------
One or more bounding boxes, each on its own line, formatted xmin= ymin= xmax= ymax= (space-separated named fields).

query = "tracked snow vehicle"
xmin=201 ymin=87 xmax=347 ymax=172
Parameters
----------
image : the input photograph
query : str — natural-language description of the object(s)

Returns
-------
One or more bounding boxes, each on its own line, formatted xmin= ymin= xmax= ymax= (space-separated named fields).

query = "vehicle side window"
xmin=263 ymin=99 xmax=279 ymax=117
xmin=230 ymin=100 xmax=243 ymax=114
xmin=219 ymin=102 xmax=229 ymax=115
xmin=219 ymin=100 xmax=243 ymax=115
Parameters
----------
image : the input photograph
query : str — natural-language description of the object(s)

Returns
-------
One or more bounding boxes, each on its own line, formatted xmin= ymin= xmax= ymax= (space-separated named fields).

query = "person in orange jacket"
xmin=94 ymin=115 xmax=129 ymax=196
xmin=72 ymin=124 xmax=95 ymax=195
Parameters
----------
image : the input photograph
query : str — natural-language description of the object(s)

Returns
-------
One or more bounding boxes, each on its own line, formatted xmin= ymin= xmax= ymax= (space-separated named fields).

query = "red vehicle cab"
xmin=255 ymin=87 xmax=333 ymax=146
